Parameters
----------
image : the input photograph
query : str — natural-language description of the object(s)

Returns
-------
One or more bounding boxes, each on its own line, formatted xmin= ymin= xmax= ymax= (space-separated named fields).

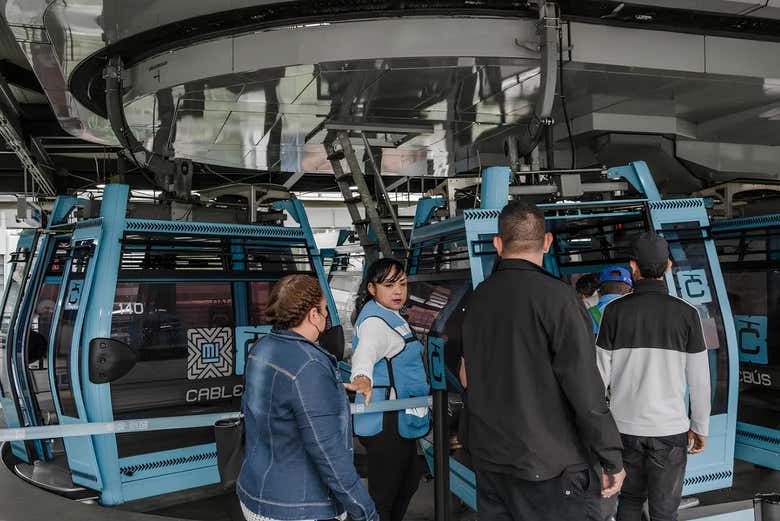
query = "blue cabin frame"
xmin=407 ymin=161 xmax=739 ymax=508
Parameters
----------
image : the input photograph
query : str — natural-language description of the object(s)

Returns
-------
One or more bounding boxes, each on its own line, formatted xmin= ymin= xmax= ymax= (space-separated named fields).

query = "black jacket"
xmin=462 ymin=258 xmax=623 ymax=481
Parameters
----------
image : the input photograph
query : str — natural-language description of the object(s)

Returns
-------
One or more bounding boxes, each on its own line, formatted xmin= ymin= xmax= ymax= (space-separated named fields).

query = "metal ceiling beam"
xmin=696 ymin=101 xmax=780 ymax=137
xmin=324 ymin=121 xmax=435 ymax=135
xmin=282 ymin=170 xmax=305 ymax=189
xmin=552 ymin=112 xmax=698 ymax=141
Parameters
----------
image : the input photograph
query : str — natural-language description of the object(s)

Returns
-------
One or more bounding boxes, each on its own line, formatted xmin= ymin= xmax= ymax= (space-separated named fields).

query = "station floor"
xmin=0 ymin=405 xmax=774 ymax=521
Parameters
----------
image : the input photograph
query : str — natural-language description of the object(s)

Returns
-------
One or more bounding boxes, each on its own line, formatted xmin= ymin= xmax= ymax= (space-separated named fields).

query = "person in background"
xmin=460 ymin=201 xmax=625 ymax=521
xmin=346 ymin=259 xmax=430 ymax=521
xmin=577 ymin=273 xmax=601 ymax=310
xmin=596 ymin=233 xmax=710 ymax=521
xmin=238 ymin=274 xmax=376 ymax=521
xmin=590 ymin=266 xmax=634 ymax=334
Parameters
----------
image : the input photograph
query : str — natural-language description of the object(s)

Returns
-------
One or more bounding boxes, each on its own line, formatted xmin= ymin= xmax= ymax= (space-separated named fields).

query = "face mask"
xmin=318 ymin=325 xmax=345 ymax=361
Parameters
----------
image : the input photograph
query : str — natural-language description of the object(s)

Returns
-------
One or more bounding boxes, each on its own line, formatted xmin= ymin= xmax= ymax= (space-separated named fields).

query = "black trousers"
xmin=616 ymin=433 xmax=688 ymax=521
xmin=359 ymin=412 xmax=424 ymax=521
xmin=476 ymin=465 xmax=598 ymax=521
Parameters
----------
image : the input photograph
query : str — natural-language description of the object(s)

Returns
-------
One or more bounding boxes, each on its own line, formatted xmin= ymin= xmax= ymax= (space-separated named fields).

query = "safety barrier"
xmin=0 ymin=396 xmax=433 ymax=443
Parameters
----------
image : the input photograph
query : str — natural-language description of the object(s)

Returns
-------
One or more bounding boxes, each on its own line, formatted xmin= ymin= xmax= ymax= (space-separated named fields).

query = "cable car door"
xmin=648 ymin=200 xmax=738 ymax=494
xmin=0 ymin=230 xmax=39 ymax=461
xmin=48 ymin=226 xmax=103 ymax=491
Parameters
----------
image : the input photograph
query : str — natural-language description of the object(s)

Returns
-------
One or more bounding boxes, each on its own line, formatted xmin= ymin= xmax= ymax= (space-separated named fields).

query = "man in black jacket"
xmin=461 ymin=201 xmax=625 ymax=521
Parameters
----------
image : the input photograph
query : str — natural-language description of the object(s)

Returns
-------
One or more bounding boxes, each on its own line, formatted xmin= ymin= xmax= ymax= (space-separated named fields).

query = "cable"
xmin=558 ymin=21 xmax=576 ymax=170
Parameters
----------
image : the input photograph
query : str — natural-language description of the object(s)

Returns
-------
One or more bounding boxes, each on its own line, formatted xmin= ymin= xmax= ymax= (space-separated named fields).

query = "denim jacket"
xmin=237 ymin=329 xmax=377 ymax=521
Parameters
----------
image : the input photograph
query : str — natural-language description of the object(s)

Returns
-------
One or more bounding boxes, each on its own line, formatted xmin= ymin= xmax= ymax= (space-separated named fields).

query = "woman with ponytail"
xmin=346 ymin=259 xmax=430 ymax=521
xmin=238 ymin=274 xmax=376 ymax=521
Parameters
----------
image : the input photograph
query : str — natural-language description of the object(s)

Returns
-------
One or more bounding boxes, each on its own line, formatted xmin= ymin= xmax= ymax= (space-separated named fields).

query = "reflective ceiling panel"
xmin=6 ymin=0 xmax=780 ymax=181
xmin=120 ymin=55 xmax=543 ymax=175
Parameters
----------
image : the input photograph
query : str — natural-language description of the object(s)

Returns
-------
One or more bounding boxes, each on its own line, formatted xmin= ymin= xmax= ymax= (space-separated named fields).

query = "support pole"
xmin=480 ymin=167 xmax=512 ymax=210
xmin=545 ymin=123 xmax=555 ymax=170
xmin=428 ymin=337 xmax=449 ymax=521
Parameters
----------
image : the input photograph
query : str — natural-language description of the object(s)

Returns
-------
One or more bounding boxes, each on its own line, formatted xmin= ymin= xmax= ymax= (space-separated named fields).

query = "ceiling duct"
xmin=591 ymin=134 xmax=704 ymax=196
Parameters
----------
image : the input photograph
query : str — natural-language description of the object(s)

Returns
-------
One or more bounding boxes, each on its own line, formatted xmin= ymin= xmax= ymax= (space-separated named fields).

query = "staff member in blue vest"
xmin=346 ymin=258 xmax=430 ymax=521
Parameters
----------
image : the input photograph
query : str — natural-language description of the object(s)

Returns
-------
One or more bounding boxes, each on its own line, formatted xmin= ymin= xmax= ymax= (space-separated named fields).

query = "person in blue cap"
xmin=589 ymin=266 xmax=633 ymax=334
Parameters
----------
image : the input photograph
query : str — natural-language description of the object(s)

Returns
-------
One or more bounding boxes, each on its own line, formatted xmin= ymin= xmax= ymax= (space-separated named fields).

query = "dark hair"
xmin=599 ymin=281 xmax=633 ymax=296
xmin=575 ymin=273 xmax=600 ymax=298
xmin=638 ymin=262 xmax=668 ymax=279
xmin=352 ymin=258 xmax=406 ymax=325
xmin=498 ymin=201 xmax=546 ymax=255
xmin=266 ymin=274 xmax=324 ymax=329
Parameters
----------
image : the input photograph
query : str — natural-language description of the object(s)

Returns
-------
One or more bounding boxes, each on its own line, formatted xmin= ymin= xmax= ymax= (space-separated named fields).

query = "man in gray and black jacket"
xmin=596 ymin=232 xmax=711 ymax=521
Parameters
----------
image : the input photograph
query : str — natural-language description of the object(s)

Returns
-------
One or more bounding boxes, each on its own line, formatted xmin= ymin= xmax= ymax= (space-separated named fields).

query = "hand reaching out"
xmin=344 ymin=375 xmax=372 ymax=405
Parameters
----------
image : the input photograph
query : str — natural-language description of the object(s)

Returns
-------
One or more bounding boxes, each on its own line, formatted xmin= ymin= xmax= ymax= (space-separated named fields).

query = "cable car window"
xmin=0 ymin=258 xmax=26 ymax=397
xmin=26 ymin=239 xmax=69 ymax=425
xmin=661 ymin=222 xmax=729 ymax=415
xmin=408 ymin=233 xmax=471 ymax=275
xmin=406 ymin=276 xmax=472 ymax=382
xmin=548 ymin=216 xmax=646 ymax=272
xmin=28 ymin=284 xmax=59 ymax=366
xmin=720 ymin=238 xmax=780 ymax=429
xmin=245 ymin=245 xmax=313 ymax=273
xmin=248 ymin=281 xmax=273 ymax=325
xmin=27 ymin=283 xmax=61 ymax=424
xmin=53 ymin=241 xmax=94 ymax=418
xmin=109 ymin=282 xmax=239 ymax=457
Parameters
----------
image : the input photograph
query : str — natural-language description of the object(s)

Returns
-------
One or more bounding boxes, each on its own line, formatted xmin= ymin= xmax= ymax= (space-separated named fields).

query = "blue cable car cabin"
xmin=711 ymin=214 xmax=780 ymax=469
xmin=404 ymin=162 xmax=738 ymax=510
xmin=2 ymin=185 xmax=340 ymax=506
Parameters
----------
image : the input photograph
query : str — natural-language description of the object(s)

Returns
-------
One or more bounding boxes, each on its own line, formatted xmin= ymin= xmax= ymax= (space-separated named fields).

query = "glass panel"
xmin=119 ymin=236 xmax=314 ymax=276
xmin=723 ymin=264 xmax=780 ymax=429
xmin=406 ymin=276 xmax=472 ymax=386
xmin=27 ymin=283 xmax=61 ymax=425
xmin=408 ymin=233 xmax=470 ymax=274
xmin=248 ymin=282 xmax=273 ymax=325
xmin=0 ymin=261 xmax=25 ymax=398
xmin=661 ymin=222 xmax=729 ymax=415
xmin=550 ymin=215 xmax=646 ymax=271
xmin=109 ymin=282 xmax=240 ymax=457
xmin=53 ymin=240 xmax=94 ymax=418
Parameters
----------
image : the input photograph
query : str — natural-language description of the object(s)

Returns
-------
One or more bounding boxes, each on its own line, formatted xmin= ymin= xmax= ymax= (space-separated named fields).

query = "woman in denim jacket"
xmin=237 ymin=274 xmax=377 ymax=521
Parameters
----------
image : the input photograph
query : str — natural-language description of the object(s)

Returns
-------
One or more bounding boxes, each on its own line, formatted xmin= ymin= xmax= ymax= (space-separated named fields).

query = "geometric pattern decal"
xmin=464 ymin=209 xmax=501 ymax=221
xmin=120 ymin=450 xmax=218 ymax=477
xmin=683 ymin=470 xmax=733 ymax=486
xmin=737 ymin=429 xmax=780 ymax=446
xmin=187 ymin=327 xmax=233 ymax=380
xmin=125 ymin=219 xmax=306 ymax=239
xmin=648 ymin=199 xmax=704 ymax=210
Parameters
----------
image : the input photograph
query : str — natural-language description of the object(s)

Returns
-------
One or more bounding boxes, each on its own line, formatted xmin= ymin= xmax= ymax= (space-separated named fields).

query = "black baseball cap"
xmin=631 ymin=232 xmax=670 ymax=269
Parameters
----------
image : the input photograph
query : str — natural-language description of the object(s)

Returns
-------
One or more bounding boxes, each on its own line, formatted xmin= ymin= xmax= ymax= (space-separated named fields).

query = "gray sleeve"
xmin=686 ymin=309 xmax=711 ymax=435
xmin=687 ymin=351 xmax=711 ymax=436
xmin=595 ymin=307 xmax=616 ymax=392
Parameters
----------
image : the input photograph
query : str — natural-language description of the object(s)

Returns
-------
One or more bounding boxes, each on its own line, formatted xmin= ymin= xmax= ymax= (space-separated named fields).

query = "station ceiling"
xmin=0 ymin=1 xmax=779 ymax=196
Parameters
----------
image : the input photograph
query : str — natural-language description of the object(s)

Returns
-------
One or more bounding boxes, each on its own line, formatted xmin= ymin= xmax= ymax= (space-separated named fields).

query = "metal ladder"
xmin=326 ymin=130 xmax=408 ymax=264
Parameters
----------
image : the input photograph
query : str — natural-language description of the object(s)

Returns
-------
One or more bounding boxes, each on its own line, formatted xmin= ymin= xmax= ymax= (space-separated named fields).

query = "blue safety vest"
xmin=351 ymin=300 xmax=430 ymax=439
xmin=591 ymin=293 xmax=624 ymax=334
